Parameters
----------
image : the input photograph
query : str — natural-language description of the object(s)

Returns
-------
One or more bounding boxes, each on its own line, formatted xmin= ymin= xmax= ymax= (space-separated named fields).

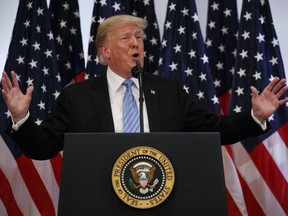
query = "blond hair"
xmin=96 ymin=14 xmax=148 ymax=65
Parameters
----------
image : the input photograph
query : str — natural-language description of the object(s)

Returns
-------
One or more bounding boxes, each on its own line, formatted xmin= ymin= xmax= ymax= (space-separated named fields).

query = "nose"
xmin=131 ymin=36 xmax=139 ymax=48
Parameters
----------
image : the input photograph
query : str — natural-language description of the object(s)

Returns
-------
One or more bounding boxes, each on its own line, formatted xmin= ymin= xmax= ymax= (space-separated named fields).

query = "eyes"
xmin=120 ymin=33 xmax=144 ymax=42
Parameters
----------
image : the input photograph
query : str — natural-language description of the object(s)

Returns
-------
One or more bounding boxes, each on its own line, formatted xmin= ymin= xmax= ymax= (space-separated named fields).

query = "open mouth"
xmin=132 ymin=53 xmax=139 ymax=58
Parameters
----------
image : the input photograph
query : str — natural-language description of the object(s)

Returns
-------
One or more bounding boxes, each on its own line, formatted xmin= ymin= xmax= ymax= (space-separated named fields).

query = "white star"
xmin=173 ymin=44 xmax=182 ymax=53
xmin=237 ymin=68 xmax=246 ymax=77
xmin=259 ymin=15 xmax=265 ymax=24
xmin=26 ymin=77 xmax=34 ymax=86
xmin=99 ymin=0 xmax=107 ymax=6
xmin=56 ymin=35 xmax=63 ymax=45
xmin=256 ymin=33 xmax=265 ymax=43
xmin=38 ymin=101 xmax=45 ymax=110
xmin=32 ymin=41 xmax=41 ymax=51
xmin=56 ymin=73 xmax=61 ymax=82
xmin=223 ymin=8 xmax=232 ymax=17
xmin=53 ymin=91 xmax=60 ymax=99
xmin=191 ymin=32 xmax=197 ymax=40
xmin=169 ymin=3 xmax=176 ymax=11
xmin=44 ymin=49 xmax=52 ymax=58
xmin=62 ymin=2 xmax=69 ymax=11
xmin=36 ymin=25 xmax=41 ymax=33
xmin=41 ymin=84 xmax=47 ymax=93
xmin=197 ymin=90 xmax=205 ymax=99
xmin=216 ymin=61 xmax=224 ymax=70
xmin=233 ymin=105 xmax=242 ymax=113
xmin=20 ymin=38 xmax=28 ymax=47
xmin=27 ymin=2 xmax=33 ymax=10
xmin=150 ymin=37 xmax=158 ymax=46
xmin=271 ymin=38 xmax=279 ymax=47
xmin=268 ymin=114 xmax=274 ymax=122
xmin=239 ymin=49 xmax=248 ymax=59
xmin=29 ymin=59 xmax=37 ymax=69
xmin=184 ymin=67 xmax=193 ymax=76
xmin=169 ymin=62 xmax=178 ymax=71
xmin=241 ymin=31 xmax=250 ymax=40
xmin=188 ymin=49 xmax=196 ymax=58
xmin=47 ymin=31 xmax=54 ymax=40
xmin=269 ymin=56 xmax=278 ymax=66
xmin=221 ymin=26 xmax=228 ymax=35
xmin=243 ymin=12 xmax=252 ymax=21
xmin=183 ymin=85 xmax=189 ymax=94
xmin=23 ymin=20 xmax=30 ymax=28
xmin=161 ymin=39 xmax=167 ymax=47
xmin=201 ymin=54 xmax=209 ymax=64
xmin=206 ymin=39 xmax=212 ymax=47
xmin=191 ymin=13 xmax=199 ymax=22
xmin=59 ymin=19 xmax=67 ymax=28
xmin=235 ymin=87 xmax=244 ymax=96
xmin=112 ymin=2 xmax=121 ymax=11
xmin=254 ymin=52 xmax=263 ymax=62
xmin=208 ymin=20 xmax=216 ymax=29
xmin=148 ymin=54 xmax=154 ymax=62
xmin=37 ymin=7 xmax=44 ymax=16
xmin=211 ymin=95 xmax=219 ymax=104
xmin=253 ymin=71 xmax=262 ymax=80
xmin=214 ymin=79 xmax=221 ymax=88
xmin=65 ymin=61 xmax=72 ymax=70
xmin=218 ymin=44 xmax=225 ymax=53
xmin=42 ymin=67 xmax=49 ymax=75
xmin=181 ymin=7 xmax=189 ymax=17
xmin=35 ymin=119 xmax=42 ymax=125
xmin=165 ymin=21 xmax=172 ymax=29
xmin=177 ymin=26 xmax=186 ymax=35
xmin=97 ymin=17 xmax=105 ymax=24
xmin=199 ymin=72 xmax=207 ymax=81
xmin=16 ymin=55 xmax=25 ymax=64
xmin=74 ymin=10 xmax=80 ymax=18
xmin=210 ymin=2 xmax=219 ymax=11
xmin=70 ymin=27 xmax=77 ymax=35
xmin=143 ymin=0 xmax=150 ymax=6
xmin=5 ymin=110 xmax=11 ymax=118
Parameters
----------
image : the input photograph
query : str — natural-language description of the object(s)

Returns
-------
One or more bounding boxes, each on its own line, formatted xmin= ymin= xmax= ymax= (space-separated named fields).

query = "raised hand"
xmin=251 ymin=77 xmax=288 ymax=123
xmin=1 ymin=71 xmax=34 ymax=123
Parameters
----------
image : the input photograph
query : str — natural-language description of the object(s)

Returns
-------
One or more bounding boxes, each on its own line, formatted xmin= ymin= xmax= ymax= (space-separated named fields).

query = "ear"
xmin=100 ymin=46 xmax=110 ymax=60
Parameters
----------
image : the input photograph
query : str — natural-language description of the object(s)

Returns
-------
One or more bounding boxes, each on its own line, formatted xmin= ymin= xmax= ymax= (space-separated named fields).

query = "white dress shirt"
xmin=106 ymin=67 xmax=150 ymax=132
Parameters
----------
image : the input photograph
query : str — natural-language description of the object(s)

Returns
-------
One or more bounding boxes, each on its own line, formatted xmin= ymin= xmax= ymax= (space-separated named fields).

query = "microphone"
xmin=131 ymin=60 xmax=143 ymax=78
xmin=131 ymin=60 xmax=144 ymax=133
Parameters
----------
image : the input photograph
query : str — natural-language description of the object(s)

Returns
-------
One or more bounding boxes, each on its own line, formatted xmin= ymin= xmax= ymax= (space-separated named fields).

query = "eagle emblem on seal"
xmin=129 ymin=161 xmax=159 ymax=194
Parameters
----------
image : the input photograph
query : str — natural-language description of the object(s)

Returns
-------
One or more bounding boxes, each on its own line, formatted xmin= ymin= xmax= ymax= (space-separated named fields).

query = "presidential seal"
xmin=111 ymin=146 xmax=175 ymax=209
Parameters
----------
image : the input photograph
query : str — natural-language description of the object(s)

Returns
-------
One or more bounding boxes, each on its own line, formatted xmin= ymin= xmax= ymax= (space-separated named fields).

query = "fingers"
xmin=250 ymin=86 xmax=258 ymax=98
xmin=1 ymin=71 xmax=18 ymax=91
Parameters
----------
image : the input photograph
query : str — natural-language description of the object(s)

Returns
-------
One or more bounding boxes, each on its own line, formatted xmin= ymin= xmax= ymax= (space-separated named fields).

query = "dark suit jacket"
xmin=8 ymin=73 xmax=268 ymax=159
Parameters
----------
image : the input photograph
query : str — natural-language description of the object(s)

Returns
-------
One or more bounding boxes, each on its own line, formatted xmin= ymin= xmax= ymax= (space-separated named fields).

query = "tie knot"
xmin=122 ymin=79 xmax=134 ymax=89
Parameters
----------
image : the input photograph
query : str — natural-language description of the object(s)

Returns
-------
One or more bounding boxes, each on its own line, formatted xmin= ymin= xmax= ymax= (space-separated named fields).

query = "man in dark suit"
xmin=1 ymin=15 xmax=288 ymax=160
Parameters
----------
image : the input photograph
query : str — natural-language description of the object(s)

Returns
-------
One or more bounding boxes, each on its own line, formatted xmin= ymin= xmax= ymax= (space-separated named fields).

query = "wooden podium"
xmin=58 ymin=132 xmax=227 ymax=216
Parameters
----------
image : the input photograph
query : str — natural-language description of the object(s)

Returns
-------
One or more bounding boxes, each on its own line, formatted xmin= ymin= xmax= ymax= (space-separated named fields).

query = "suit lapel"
xmin=90 ymin=75 xmax=115 ymax=132
xmin=143 ymin=75 xmax=161 ymax=132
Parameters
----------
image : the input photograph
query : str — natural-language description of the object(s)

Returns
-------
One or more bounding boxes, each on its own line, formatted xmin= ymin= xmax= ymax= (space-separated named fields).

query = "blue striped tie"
xmin=122 ymin=79 xmax=140 ymax=133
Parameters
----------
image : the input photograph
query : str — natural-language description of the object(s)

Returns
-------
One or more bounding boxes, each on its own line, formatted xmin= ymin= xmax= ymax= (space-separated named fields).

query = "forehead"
xmin=113 ymin=23 xmax=143 ymax=34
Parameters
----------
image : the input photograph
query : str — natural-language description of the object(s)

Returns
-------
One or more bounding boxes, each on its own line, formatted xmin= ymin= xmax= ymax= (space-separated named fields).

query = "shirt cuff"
xmin=251 ymin=109 xmax=267 ymax=130
xmin=11 ymin=112 xmax=30 ymax=131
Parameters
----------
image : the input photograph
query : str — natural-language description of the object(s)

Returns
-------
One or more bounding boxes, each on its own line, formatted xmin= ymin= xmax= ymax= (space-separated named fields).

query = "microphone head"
xmin=131 ymin=60 xmax=143 ymax=78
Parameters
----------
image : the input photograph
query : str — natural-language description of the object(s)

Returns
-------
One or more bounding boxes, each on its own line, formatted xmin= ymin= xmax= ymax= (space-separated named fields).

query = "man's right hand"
xmin=1 ymin=71 xmax=34 ymax=123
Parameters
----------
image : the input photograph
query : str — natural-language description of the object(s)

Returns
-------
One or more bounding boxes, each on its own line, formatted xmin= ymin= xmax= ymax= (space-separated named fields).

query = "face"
xmin=100 ymin=23 xmax=145 ymax=78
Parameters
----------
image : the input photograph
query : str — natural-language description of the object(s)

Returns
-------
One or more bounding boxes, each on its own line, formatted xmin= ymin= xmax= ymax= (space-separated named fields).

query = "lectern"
xmin=58 ymin=132 xmax=227 ymax=216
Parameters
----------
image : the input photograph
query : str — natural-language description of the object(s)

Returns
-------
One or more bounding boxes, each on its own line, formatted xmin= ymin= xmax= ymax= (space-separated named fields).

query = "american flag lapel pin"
xmin=150 ymin=89 xmax=156 ymax=95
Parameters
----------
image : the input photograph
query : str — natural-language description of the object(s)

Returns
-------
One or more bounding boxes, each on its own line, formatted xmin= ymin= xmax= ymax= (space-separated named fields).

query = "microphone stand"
xmin=131 ymin=60 xmax=144 ymax=133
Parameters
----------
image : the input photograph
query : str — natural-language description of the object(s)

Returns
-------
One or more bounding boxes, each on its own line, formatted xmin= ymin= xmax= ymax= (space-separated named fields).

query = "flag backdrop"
xmin=50 ymin=0 xmax=86 ymax=86
xmin=158 ymin=0 xmax=220 ymax=114
xmin=0 ymin=0 xmax=62 ymax=215
xmin=227 ymin=0 xmax=288 ymax=215
xmin=85 ymin=0 xmax=160 ymax=78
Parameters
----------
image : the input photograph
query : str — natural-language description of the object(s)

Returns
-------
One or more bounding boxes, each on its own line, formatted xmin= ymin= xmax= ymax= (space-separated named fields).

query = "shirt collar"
xmin=106 ymin=67 xmax=139 ymax=93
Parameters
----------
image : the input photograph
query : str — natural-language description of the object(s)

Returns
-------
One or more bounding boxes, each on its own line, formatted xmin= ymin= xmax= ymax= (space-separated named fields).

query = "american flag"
xmin=205 ymin=1 xmax=245 ymax=215
xmin=0 ymin=0 xmax=62 ymax=215
xmin=50 ymin=0 xmax=86 ymax=86
xmin=205 ymin=0 xmax=238 ymax=115
xmin=85 ymin=0 xmax=160 ymax=78
xmin=227 ymin=0 xmax=288 ymax=215
xmin=158 ymin=0 xmax=220 ymax=114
